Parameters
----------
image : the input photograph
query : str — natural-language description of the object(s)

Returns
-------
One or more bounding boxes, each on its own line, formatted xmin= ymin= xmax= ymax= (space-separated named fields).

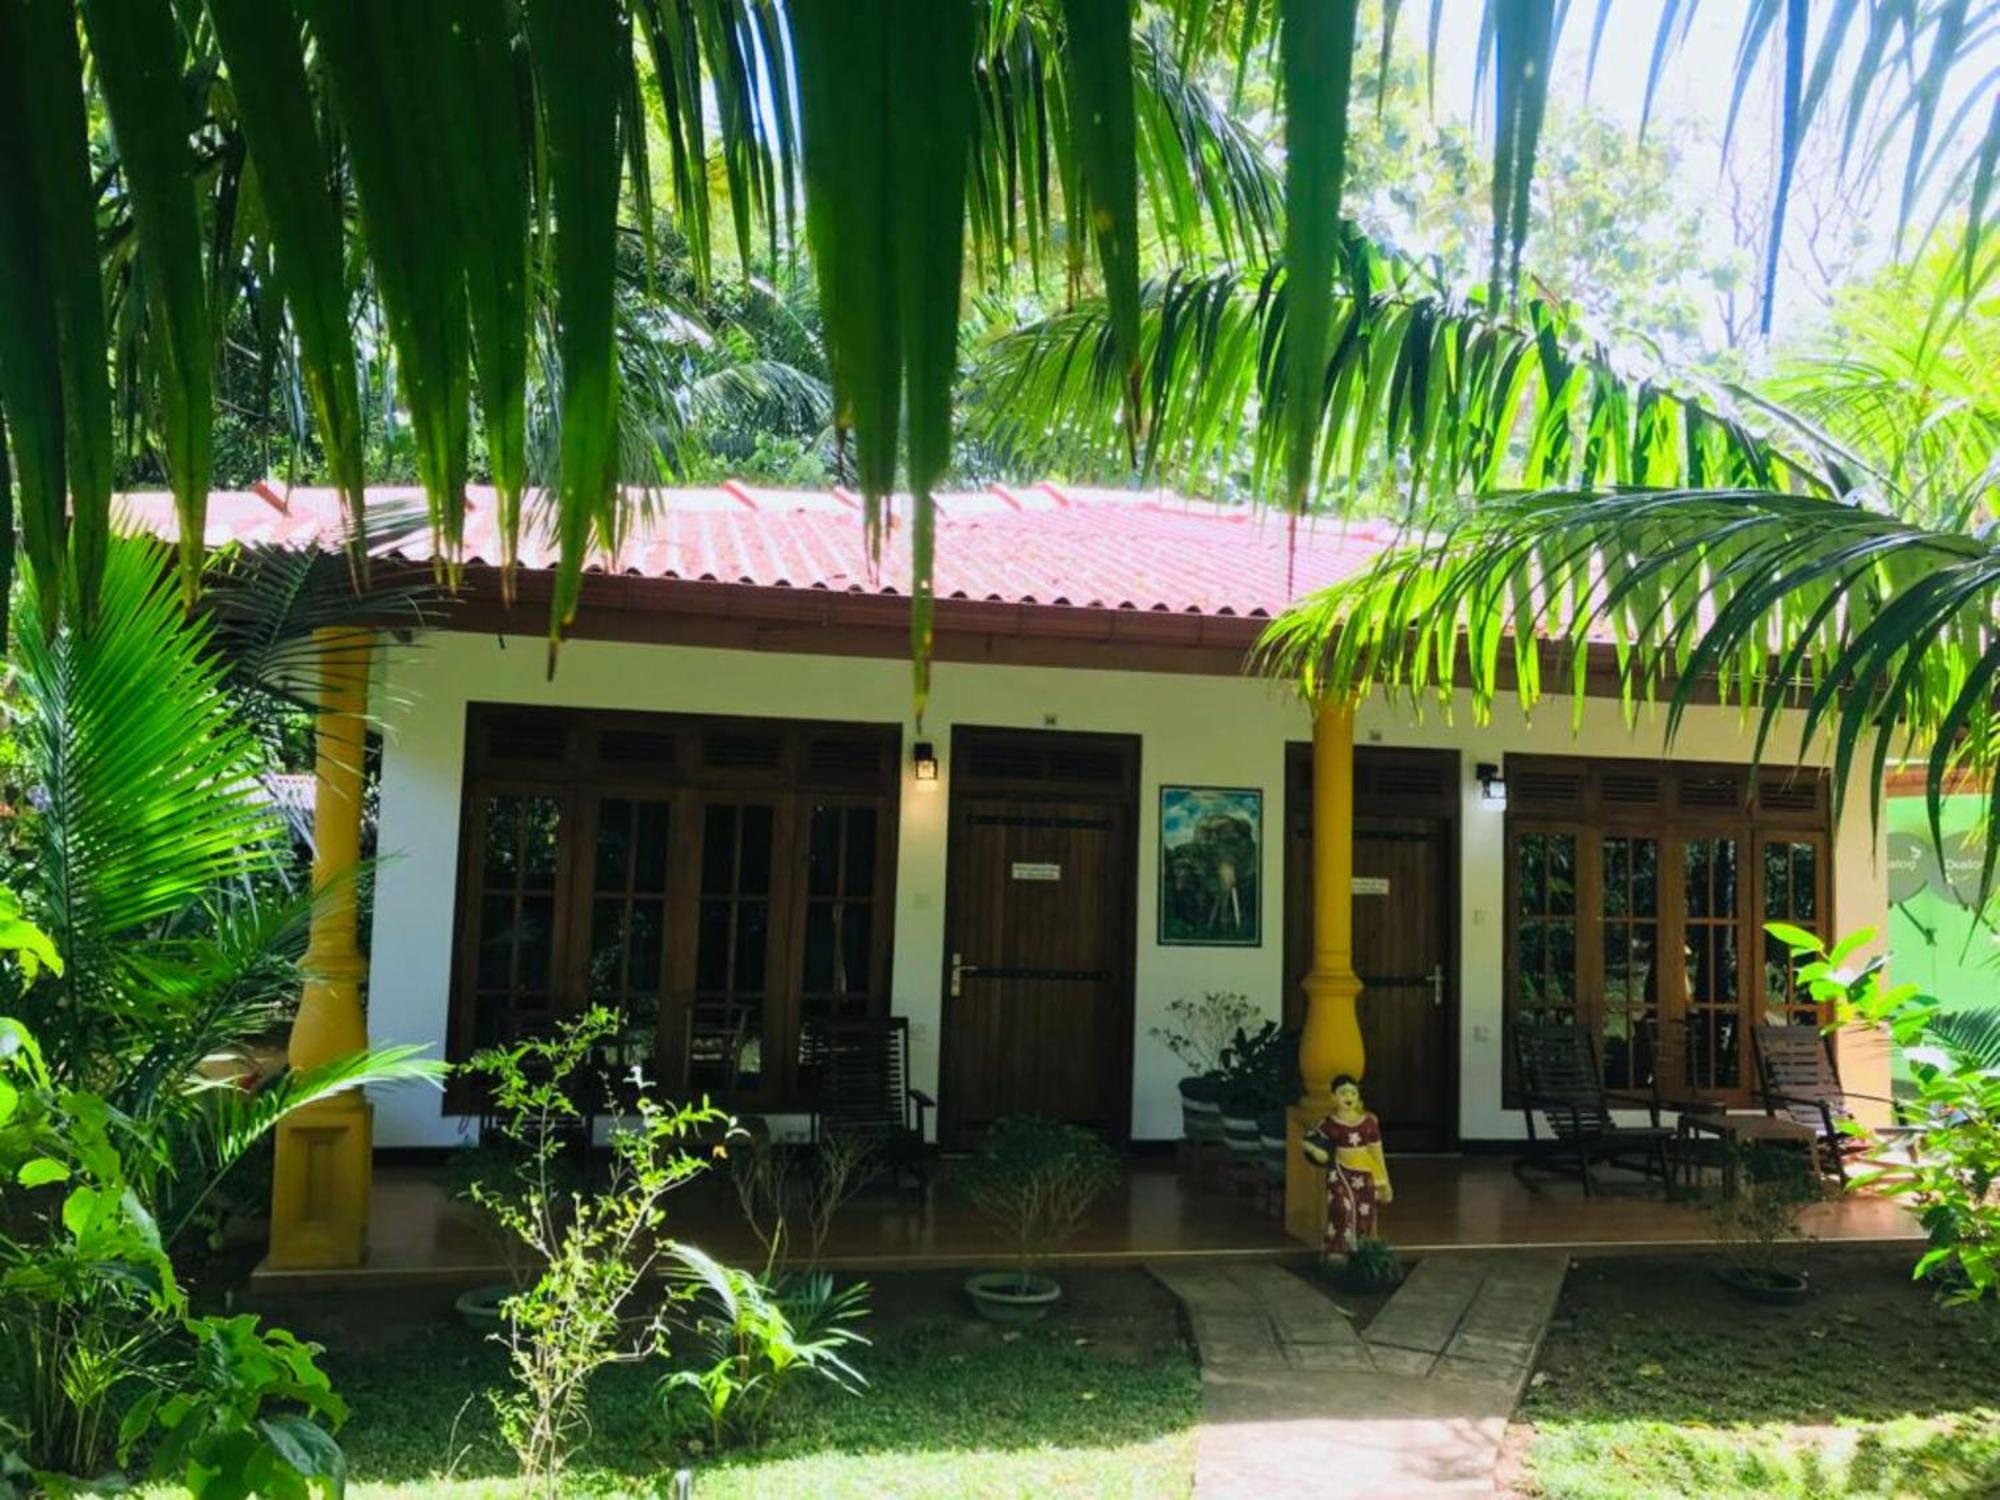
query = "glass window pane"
xmin=1521 ymin=835 xmax=1546 ymax=913
xmin=629 ymin=900 xmax=663 ymax=994
xmin=1605 ymin=838 xmax=1628 ymax=915
xmin=842 ymin=903 xmax=872 ymax=995
xmin=808 ymin=805 xmax=841 ymax=898
xmin=702 ymin=805 xmax=737 ymax=893
xmin=1604 ymin=923 xmax=1629 ymax=1003
xmin=483 ymin=797 xmax=519 ymax=883
xmin=478 ymin=895 xmax=515 ymax=988
xmin=521 ymin=798 xmax=561 ymax=885
xmin=736 ymin=901 xmax=769 ymax=993
xmin=1793 ymin=844 xmax=1817 ymax=921
xmin=1633 ymin=839 xmax=1658 ymax=917
xmin=1547 ymin=835 xmax=1577 ymax=915
xmin=803 ymin=903 xmax=836 ymax=991
xmin=595 ymin=799 xmax=632 ymax=887
xmin=1548 ymin=923 xmax=1576 ymax=1005
xmin=589 ymin=898 xmax=626 ymax=994
xmin=633 ymin=802 xmax=670 ymax=893
xmin=845 ymin=807 xmax=879 ymax=894
xmin=1716 ymin=839 xmax=1737 ymax=914
xmin=515 ymin=895 xmax=555 ymax=990
xmin=1765 ymin=841 xmax=1788 ymax=916
xmin=1686 ymin=839 xmax=1711 ymax=917
xmin=739 ymin=806 xmax=774 ymax=893
xmin=697 ymin=899 xmax=730 ymax=990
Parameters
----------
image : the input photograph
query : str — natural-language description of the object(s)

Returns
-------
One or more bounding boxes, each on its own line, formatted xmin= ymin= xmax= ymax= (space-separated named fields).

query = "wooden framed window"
xmin=1504 ymin=756 xmax=1831 ymax=1106
xmin=445 ymin=706 xmax=900 ymax=1110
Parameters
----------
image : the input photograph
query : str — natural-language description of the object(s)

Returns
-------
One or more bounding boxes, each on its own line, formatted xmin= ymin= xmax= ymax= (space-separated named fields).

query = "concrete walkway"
xmin=1151 ymin=1252 xmax=1568 ymax=1500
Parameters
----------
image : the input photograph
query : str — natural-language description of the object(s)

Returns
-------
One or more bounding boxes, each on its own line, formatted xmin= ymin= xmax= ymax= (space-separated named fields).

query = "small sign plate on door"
xmin=1352 ymin=876 xmax=1390 ymax=896
xmin=1011 ymin=861 xmax=1062 ymax=881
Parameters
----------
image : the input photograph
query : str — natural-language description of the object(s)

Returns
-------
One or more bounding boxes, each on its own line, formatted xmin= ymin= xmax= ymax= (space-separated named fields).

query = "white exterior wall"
xmin=364 ymin=630 xmax=1888 ymax=1149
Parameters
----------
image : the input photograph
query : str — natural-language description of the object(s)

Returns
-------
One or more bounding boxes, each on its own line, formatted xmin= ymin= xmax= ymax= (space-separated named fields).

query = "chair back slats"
xmin=805 ymin=1017 xmax=911 ymax=1136
xmin=1513 ymin=1019 xmax=1615 ymax=1140
xmin=1753 ymin=1023 xmax=1846 ymax=1131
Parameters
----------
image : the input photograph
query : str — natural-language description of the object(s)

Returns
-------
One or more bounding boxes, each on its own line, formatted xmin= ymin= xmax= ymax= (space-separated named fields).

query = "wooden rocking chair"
xmin=800 ymin=1016 xmax=935 ymax=1196
xmin=1751 ymin=1023 xmax=1897 ymax=1186
xmin=1511 ymin=1018 xmax=1676 ymax=1195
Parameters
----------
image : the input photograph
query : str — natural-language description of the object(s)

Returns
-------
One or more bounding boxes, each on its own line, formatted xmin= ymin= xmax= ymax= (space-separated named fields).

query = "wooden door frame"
xmin=938 ymin=725 xmax=1142 ymax=1146
xmin=1284 ymin=742 xmax=1462 ymax=1149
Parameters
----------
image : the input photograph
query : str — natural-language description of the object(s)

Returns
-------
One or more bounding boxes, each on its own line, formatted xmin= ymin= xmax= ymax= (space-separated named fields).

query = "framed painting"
xmin=1158 ymin=785 xmax=1262 ymax=946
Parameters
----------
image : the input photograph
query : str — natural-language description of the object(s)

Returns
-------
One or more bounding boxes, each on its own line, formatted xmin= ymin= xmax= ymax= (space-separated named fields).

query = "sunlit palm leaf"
xmin=306 ymin=0 xmax=473 ymax=570
xmin=438 ymin=0 xmax=532 ymax=597
xmin=1279 ymin=0 xmax=1358 ymax=512
xmin=1257 ymin=485 xmax=2000 ymax=903
xmin=82 ymin=0 xmax=213 ymax=609
xmin=205 ymin=0 xmax=370 ymax=559
xmin=527 ymin=0 xmax=625 ymax=654
xmin=0 ymin=1 xmax=68 ymax=637
xmin=12 ymin=0 xmax=113 ymax=627
xmin=964 ymin=264 xmax=1836 ymax=508
xmin=14 ymin=537 xmax=284 ymax=1010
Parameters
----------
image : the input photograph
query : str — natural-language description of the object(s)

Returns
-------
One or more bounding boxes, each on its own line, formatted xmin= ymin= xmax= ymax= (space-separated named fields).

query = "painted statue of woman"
xmin=1301 ymin=1074 xmax=1392 ymax=1256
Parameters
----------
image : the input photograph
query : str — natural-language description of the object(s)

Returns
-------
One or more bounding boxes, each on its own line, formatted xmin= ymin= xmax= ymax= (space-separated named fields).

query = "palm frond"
xmin=1929 ymin=1006 xmax=2000 ymax=1069
xmin=964 ymin=264 xmax=1834 ymax=507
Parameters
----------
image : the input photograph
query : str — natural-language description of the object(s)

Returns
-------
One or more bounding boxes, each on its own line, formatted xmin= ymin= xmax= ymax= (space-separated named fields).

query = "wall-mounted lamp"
xmin=912 ymin=740 xmax=940 ymax=783
xmin=1475 ymin=761 xmax=1507 ymax=807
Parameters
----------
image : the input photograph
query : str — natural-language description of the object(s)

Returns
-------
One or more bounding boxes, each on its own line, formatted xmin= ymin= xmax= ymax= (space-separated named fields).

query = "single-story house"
xmin=128 ymin=480 xmax=1894 ymax=1256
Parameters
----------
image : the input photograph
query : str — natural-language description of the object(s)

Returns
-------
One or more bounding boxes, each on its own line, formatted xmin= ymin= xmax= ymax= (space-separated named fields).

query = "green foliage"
xmin=460 ymin=1006 xmax=725 ymax=1495
xmin=1335 ymin=1234 xmax=1402 ymax=1288
xmin=659 ymin=1254 xmax=868 ymax=1455
xmin=1774 ymin=924 xmax=2000 ymax=1315
xmin=119 ymin=1314 xmax=347 ymax=1500
xmin=957 ymin=1116 xmax=1120 ymax=1283
xmin=1704 ymin=1143 xmax=1823 ymax=1281
xmin=0 ymin=1014 xmax=347 ymax=1495
xmin=1214 ymin=1020 xmax=1299 ymax=1117
xmin=1149 ymin=990 xmax=1256 ymax=1078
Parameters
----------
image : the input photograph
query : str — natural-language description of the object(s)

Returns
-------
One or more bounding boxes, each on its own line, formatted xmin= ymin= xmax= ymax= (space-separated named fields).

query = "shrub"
xmin=958 ymin=1116 xmax=1120 ymax=1288
xmin=1772 ymin=923 xmax=2000 ymax=1314
xmin=1706 ymin=1142 xmax=1821 ymax=1283
xmin=1150 ymin=992 xmax=1257 ymax=1078
xmin=462 ymin=1007 xmax=724 ymax=1496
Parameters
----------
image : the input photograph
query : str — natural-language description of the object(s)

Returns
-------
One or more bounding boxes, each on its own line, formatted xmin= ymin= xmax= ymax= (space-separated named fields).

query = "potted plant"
xmin=1329 ymin=1234 xmax=1405 ymax=1293
xmin=1215 ymin=1022 xmax=1299 ymax=1180
xmin=1708 ymin=1142 xmax=1821 ymax=1303
xmin=959 ymin=1116 xmax=1121 ymax=1323
xmin=1151 ymin=992 xmax=1255 ymax=1160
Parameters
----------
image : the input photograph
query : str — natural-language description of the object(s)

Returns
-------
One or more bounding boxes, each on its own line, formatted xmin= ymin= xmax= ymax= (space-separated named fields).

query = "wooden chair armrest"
xmin=908 ymin=1088 xmax=937 ymax=1108
xmin=1603 ymin=1089 xmax=1663 ymax=1124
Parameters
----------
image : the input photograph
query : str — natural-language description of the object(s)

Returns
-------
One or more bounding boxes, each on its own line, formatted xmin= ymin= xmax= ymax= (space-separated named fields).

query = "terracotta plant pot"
xmin=1713 ymin=1265 xmax=1810 ymax=1304
xmin=965 ymin=1270 xmax=1063 ymax=1324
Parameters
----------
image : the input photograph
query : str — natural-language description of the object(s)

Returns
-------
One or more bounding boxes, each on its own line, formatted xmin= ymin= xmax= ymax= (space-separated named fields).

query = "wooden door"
xmin=941 ymin=730 xmax=1138 ymax=1145
xmin=1286 ymin=747 xmax=1458 ymax=1150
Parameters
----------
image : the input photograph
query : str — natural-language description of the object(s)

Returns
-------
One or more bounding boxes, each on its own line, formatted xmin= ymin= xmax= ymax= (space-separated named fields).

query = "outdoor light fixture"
xmin=912 ymin=740 xmax=940 ymax=783
xmin=1476 ymin=761 xmax=1507 ymax=806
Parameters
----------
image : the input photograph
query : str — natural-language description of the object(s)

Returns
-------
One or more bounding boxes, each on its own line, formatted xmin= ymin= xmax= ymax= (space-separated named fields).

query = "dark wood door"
xmin=1286 ymin=747 xmax=1458 ymax=1150
xmin=942 ymin=731 xmax=1138 ymax=1145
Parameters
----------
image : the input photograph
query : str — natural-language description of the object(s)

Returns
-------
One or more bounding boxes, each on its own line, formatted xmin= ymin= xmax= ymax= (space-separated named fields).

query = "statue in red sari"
xmin=1301 ymin=1074 xmax=1392 ymax=1256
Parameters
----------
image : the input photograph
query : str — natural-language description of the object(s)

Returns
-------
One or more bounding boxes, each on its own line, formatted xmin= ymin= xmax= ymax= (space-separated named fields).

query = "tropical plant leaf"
xmin=1279 ymin=0 xmax=1359 ymax=512
xmin=527 ymin=0 xmax=625 ymax=656
xmin=205 ymin=0 xmax=370 ymax=559
xmin=82 ymin=0 xmax=213 ymax=609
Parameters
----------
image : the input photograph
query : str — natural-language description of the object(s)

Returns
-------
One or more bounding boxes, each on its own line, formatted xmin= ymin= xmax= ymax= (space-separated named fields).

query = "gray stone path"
xmin=1151 ymin=1253 xmax=1568 ymax=1500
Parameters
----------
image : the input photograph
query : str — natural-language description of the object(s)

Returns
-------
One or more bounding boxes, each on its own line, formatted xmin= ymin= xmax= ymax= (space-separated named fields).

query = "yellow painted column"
xmin=1286 ymin=700 xmax=1366 ymax=1244
xmin=268 ymin=629 xmax=374 ymax=1269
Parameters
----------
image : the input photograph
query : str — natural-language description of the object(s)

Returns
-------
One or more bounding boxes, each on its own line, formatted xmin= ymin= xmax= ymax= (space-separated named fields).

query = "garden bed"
xmin=1501 ymin=1246 xmax=2000 ymax=1499
xmin=245 ymin=1267 xmax=1201 ymax=1499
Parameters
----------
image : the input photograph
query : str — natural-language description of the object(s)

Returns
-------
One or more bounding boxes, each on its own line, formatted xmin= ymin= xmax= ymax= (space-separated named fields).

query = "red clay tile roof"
xmin=118 ymin=480 xmax=1396 ymax=620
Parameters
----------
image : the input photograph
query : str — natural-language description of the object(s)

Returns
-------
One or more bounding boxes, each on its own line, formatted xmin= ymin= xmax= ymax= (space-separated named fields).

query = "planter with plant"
xmin=958 ymin=1116 xmax=1121 ymax=1322
xmin=1151 ymin=992 xmax=1255 ymax=1156
xmin=1707 ymin=1142 xmax=1821 ymax=1302
xmin=1327 ymin=1234 xmax=1405 ymax=1293
xmin=1215 ymin=1022 xmax=1300 ymax=1177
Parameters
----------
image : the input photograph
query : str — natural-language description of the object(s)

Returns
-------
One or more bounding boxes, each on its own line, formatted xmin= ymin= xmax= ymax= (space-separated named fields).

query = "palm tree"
xmin=0 ymin=0 xmax=1991 ymax=660
xmin=1257 ymin=236 xmax=2000 ymax=900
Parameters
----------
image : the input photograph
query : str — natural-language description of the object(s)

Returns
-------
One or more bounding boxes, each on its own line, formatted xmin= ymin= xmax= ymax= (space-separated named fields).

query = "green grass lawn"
xmin=251 ymin=1270 xmax=1200 ymax=1499
xmin=1512 ymin=1248 xmax=2000 ymax=1499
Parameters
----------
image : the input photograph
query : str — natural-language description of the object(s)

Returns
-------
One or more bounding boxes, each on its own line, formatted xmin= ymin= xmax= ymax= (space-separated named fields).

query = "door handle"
xmin=1428 ymin=964 xmax=1446 ymax=1008
xmin=950 ymin=952 xmax=982 ymax=998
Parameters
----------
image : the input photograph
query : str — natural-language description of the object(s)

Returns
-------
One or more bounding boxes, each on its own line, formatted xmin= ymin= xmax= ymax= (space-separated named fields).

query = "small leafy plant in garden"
xmin=1705 ymin=1141 xmax=1821 ymax=1292
xmin=461 ymin=1007 xmax=723 ymax=1495
xmin=1772 ymin=923 xmax=2000 ymax=1317
xmin=960 ymin=1116 xmax=1121 ymax=1294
